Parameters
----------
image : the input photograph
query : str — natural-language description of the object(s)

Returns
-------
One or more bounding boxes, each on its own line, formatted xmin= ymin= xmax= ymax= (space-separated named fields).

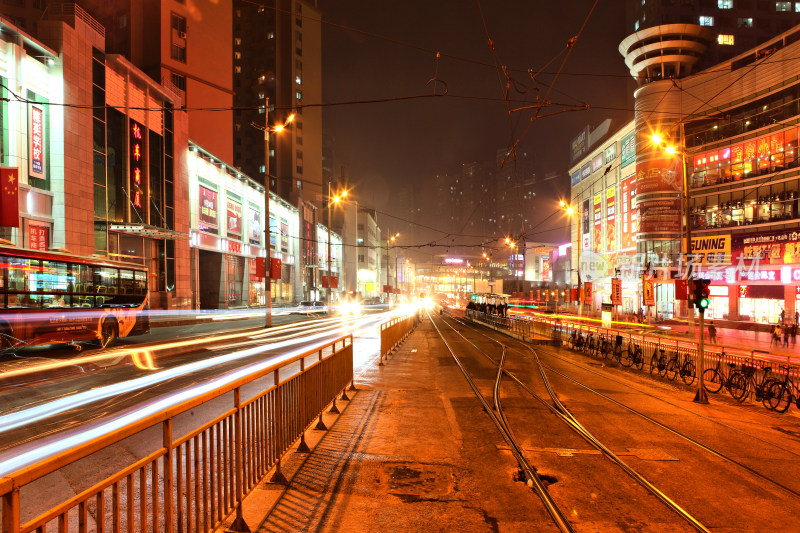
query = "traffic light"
xmin=694 ymin=279 xmax=711 ymax=311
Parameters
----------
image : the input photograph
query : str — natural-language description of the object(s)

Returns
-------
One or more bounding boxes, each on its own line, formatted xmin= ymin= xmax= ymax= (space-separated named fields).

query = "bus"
xmin=0 ymin=246 xmax=150 ymax=351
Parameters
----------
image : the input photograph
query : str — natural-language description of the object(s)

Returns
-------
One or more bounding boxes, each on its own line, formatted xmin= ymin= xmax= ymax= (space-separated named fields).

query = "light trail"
xmin=0 ymin=314 xmax=387 ymax=435
xmin=1 ymin=313 xmax=388 ymax=381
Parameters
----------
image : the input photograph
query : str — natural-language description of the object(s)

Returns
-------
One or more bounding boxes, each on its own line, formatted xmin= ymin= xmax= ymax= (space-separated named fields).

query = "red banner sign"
xmin=611 ymin=278 xmax=622 ymax=305
xmin=643 ymin=278 xmax=655 ymax=306
xmin=621 ymin=174 xmax=637 ymax=249
xmin=606 ymin=187 xmax=616 ymax=252
xmin=637 ymin=157 xmax=681 ymax=194
xmin=255 ymin=257 xmax=266 ymax=278
xmin=129 ymin=118 xmax=145 ymax=217
xmin=583 ymin=282 xmax=592 ymax=304
xmin=269 ymin=257 xmax=282 ymax=279
xmin=675 ymin=279 xmax=688 ymax=300
xmin=638 ymin=197 xmax=681 ymax=234
xmin=0 ymin=168 xmax=19 ymax=227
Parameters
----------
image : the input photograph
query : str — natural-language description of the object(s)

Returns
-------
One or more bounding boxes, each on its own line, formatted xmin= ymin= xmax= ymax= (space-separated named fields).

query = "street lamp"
xmin=651 ymin=130 xmax=708 ymax=404
xmin=327 ymin=187 xmax=347 ymax=309
xmin=561 ymin=201 xmax=582 ymax=315
xmin=386 ymin=232 xmax=399 ymax=304
xmin=261 ymin=101 xmax=294 ymax=328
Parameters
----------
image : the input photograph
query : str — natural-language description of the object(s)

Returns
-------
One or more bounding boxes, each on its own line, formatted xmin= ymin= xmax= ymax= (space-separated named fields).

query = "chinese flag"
xmin=269 ymin=257 xmax=282 ymax=279
xmin=0 ymin=168 xmax=19 ymax=227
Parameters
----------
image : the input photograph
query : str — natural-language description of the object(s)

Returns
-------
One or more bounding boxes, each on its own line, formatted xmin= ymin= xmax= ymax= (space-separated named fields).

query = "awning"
xmin=109 ymin=224 xmax=190 ymax=240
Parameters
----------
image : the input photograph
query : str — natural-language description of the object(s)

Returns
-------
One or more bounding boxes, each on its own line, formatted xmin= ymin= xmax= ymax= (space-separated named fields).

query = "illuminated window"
xmin=777 ymin=1 xmax=792 ymax=10
xmin=796 ymin=2 xmax=800 ymax=11
xmin=634 ymin=20 xmax=639 ymax=30
xmin=699 ymin=16 xmax=714 ymax=26
xmin=296 ymin=90 xmax=302 ymax=100
xmin=718 ymin=0 xmax=732 ymax=7
xmin=235 ymin=65 xmax=241 ymax=74
xmin=267 ymin=32 xmax=275 ymax=39
xmin=738 ymin=17 xmax=753 ymax=27
xmin=295 ymin=75 xmax=302 ymax=85
xmin=718 ymin=34 xmax=735 ymax=45
xmin=234 ymin=52 xmax=241 ymax=60
xmin=234 ymin=38 xmax=241 ymax=46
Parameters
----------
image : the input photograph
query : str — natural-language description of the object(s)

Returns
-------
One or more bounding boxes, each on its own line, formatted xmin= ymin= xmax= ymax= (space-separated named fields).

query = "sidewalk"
xmin=662 ymin=321 xmax=800 ymax=359
xmin=224 ymin=318 xmax=552 ymax=532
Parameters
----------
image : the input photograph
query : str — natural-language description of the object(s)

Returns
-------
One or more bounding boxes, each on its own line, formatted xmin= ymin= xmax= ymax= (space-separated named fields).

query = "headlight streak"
xmin=0 ymin=315 xmax=388 ymax=476
xmin=0 ymin=314 xmax=386 ymax=440
xmin=0 ymin=314 xmax=359 ymax=381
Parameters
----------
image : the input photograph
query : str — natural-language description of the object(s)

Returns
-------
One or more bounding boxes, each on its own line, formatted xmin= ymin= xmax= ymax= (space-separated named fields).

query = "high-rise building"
xmin=623 ymin=0 xmax=800 ymax=82
xmin=232 ymin=0 xmax=322 ymax=208
xmin=494 ymin=149 xmax=536 ymax=237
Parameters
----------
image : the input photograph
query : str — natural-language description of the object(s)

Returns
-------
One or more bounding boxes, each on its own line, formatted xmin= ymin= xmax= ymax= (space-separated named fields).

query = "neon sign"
xmin=30 ymin=107 xmax=43 ymax=175
xmin=129 ymin=119 xmax=145 ymax=214
xmin=444 ymin=257 xmax=463 ymax=264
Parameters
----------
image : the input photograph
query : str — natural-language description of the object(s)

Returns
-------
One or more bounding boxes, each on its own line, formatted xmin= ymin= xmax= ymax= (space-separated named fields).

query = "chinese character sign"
xmin=28 ymin=225 xmax=49 ymax=251
xmin=611 ymin=277 xmax=622 ymax=305
xmin=582 ymin=198 xmax=590 ymax=250
xmin=593 ymin=193 xmax=602 ymax=253
xmin=129 ymin=119 xmax=146 ymax=220
xmin=620 ymin=174 xmax=637 ymax=249
xmin=29 ymin=106 xmax=45 ymax=179
xmin=606 ymin=187 xmax=616 ymax=252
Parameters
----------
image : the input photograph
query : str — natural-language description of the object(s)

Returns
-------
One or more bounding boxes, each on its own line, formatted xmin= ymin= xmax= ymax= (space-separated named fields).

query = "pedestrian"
xmin=784 ymin=326 xmax=790 ymax=348
xmin=708 ymin=321 xmax=717 ymax=344
xmin=792 ymin=322 xmax=797 ymax=346
xmin=772 ymin=324 xmax=780 ymax=347
xmin=796 ymin=310 xmax=799 ymax=325
xmin=781 ymin=308 xmax=786 ymax=324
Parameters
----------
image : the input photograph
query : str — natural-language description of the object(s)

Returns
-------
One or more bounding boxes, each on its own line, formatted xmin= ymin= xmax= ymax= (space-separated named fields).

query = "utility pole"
xmin=264 ymin=98 xmax=272 ymax=328
xmin=327 ymin=181 xmax=333 ymax=309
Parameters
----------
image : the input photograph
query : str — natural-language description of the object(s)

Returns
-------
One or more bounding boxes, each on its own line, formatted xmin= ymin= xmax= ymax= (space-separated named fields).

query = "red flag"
xmin=269 ymin=257 xmax=282 ymax=279
xmin=0 ymin=167 xmax=19 ymax=227
xmin=255 ymin=257 xmax=266 ymax=278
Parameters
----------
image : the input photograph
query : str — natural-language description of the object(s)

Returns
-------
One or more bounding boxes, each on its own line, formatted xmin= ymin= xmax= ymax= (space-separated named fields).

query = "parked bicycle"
xmin=663 ymin=350 xmax=696 ymax=385
xmin=702 ymin=353 xmax=737 ymax=394
xmin=650 ymin=347 xmax=668 ymax=375
xmin=763 ymin=366 xmax=799 ymax=413
xmin=729 ymin=363 xmax=773 ymax=404
xmin=621 ymin=341 xmax=644 ymax=370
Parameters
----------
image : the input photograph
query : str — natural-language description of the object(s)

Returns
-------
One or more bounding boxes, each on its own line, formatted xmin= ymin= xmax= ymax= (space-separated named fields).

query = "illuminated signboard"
xmin=129 ymin=119 xmax=146 ymax=220
xmin=620 ymin=132 xmax=636 ymax=167
xmin=249 ymin=207 xmax=261 ymax=245
xmin=444 ymin=257 xmax=464 ymax=265
xmin=227 ymin=198 xmax=242 ymax=237
xmin=29 ymin=106 xmax=45 ymax=178
xmin=199 ymin=185 xmax=218 ymax=231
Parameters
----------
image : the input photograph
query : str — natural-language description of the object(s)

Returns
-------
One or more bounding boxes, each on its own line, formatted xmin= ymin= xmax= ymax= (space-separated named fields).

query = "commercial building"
xmin=625 ymin=0 xmax=800 ymax=70
xmin=0 ymin=8 xmax=193 ymax=309
xmin=188 ymin=142 xmax=340 ymax=309
xmin=568 ymin=121 xmax=641 ymax=314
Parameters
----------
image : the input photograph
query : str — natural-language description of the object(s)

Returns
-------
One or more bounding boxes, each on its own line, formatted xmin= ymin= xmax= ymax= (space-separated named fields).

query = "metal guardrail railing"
xmin=0 ymin=335 xmax=354 ymax=533
xmin=379 ymin=315 xmax=414 ymax=365
xmin=466 ymin=311 xmax=800 ymax=383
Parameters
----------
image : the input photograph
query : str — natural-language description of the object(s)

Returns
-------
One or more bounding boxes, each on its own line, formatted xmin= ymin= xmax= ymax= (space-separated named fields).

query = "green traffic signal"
xmin=699 ymin=297 xmax=710 ymax=309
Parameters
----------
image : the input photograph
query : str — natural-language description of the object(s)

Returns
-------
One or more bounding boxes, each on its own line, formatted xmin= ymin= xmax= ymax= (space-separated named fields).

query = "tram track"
xmin=432 ymin=311 xmax=708 ymax=532
xmin=458 ymin=314 xmax=800 ymax=498
xmin=445 ymin=311 xmax=800 ymax=530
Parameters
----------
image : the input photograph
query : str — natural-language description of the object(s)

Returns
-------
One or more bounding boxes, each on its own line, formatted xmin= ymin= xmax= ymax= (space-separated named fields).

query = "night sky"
xmin=321 ymin=1 xmax=636 ymax=250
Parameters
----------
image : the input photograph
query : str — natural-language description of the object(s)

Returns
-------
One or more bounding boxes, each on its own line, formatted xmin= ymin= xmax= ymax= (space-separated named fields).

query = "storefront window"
xmin=739 ymin=297 xmax=782 ymax=324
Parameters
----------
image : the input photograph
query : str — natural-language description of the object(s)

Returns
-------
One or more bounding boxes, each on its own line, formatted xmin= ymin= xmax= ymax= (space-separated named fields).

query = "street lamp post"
xmin=387 ymin=232 xmax=398 ymax=304
xmin=653 ymin=131 xmax=707 ymax=404
xmin=326 ymin=187 xmax=345 ymax=309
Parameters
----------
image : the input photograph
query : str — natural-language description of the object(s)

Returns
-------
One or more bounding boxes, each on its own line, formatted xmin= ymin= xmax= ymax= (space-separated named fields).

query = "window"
xmin=171 ymin=73 xmax=186 ymax=91
xmin=738 ymin=17 xmax=754 ymax=27
xmin=634 ymin=20 xmax=640 ymax=30
xmin=718 ymin=0 xmax=732 ymax=7
xmin=700 ymin=16 xmax=714 ymax=25
xmin=235 ymin=65 xmax=242 ymax=74
xmin=170 ymin=13 xmax=187 ymax=63
xmin=234 ymin=52 xmax=241 ymax=60
xmin=268 ymin=32 xmax=275 ymax=39
xmin=796 ymin=2 xmax=800 ymax=11
xmin=777 ymin=1 xmax=792 ymax=9
xmin=718 ymin=34 xmax=735 ymax=45
xmin=295 ymin=75 xmax=302 ymax=85
xmin=234 ymin=37 xmax=241 ymax=46
xmin=295 ymin=91 xmax=302 ymax=100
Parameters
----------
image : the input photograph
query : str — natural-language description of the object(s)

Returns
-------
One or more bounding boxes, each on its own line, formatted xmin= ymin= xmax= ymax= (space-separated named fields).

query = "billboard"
xmin=637 ymin=157 xmax=682 ymax=194
xmin=592 ymin=153 xmax=604 ymax=172
xmin=570 ymin=126 xmax=590 ymax=164
xmin=571 ymin=170 xmax=580 ymax=186
xmin=620 ymin=132 xmax=636 ymax=167
xmin=606 ymin=187 xmax=616 ymax=252
xmin=638 ymin=197 xmax=681 ymax=234
xmin=198 ymin=185 xmax=218 ymax=231
xmin=593 ymin=193 xmax=603 ymax=252
xmin=581 ymin=163 xmax=591 ymax=181
xmin=227 ymin=198 xmax=242 ymax=237
xmin=249 ymin=207 xmax=261 ymax=245
xmin=690 ymin=235 xmax=731 ymax=264
xmin=29 ymin=105 xmax=45 ymax=179
xmin=732 ymin=229 xmax=800 ymax=264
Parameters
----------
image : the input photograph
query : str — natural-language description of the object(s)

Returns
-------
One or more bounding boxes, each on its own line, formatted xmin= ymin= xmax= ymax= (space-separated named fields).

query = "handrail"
xmin=0 ymin=335 xmax=354 ymax=533
xmin=379 ymin=314 xmax=414 ymax=364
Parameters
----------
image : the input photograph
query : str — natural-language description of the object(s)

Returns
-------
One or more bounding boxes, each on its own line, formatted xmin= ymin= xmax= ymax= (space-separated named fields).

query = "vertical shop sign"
xmin=582 ymin=198 xmax=590 ymax=249
xmin=280 ymin=220 xmax=289 ymax=253
xmin=593 ymin=193 xmax=602 ymax=252
xmin=198 ymin=186 xmax=219 ymax=231
xmin=29 ymin=106 xmax=45 ymax=179
xmin=620 ymin=132 xmax=636 ymax=167
xmin=584 ymin=282 xmax=593 ymax=304
xmin=28 ymin=225 xmax=49 ymax=251
xmin=611 ymin=277 xmax=622 ymax=305
xmin=269 ymin=257 xmax=282 ymax=279
xmin=226 ymin=198 xmax=242 ymax=237
xmin=643 ymin=278 xmax=655 ymax=306
xmin=606 ymin=187 xmax=616 ymax=252
xmin=129 ymin=119 xmax=146 ymax=220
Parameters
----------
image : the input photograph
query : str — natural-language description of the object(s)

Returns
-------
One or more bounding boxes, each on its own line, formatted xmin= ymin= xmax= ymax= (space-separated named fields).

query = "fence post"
xmin=162 ymin=419 xmax=174 ymax=533
xmin=270 ymin=371 xmax=288 ymax=484
xmin=297 ymin=357 xmax=311 ymax=453
xmin=227 ymin=387 xmax=251 ymax=531
xmin=2 ymin=486 xmax=20 ymax=533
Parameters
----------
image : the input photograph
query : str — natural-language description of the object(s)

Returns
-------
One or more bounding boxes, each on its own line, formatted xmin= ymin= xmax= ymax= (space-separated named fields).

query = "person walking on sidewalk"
xmin=781 ymin=308 xmax=786 ymax=324
xmin=784 ymin=326 xmax=790 ymax=348
xmin=772 ymin=324 xmax=781 ymax=347
xmin=708 ymin=321 xmax=717 ymax=344
xmin=792 ymin=322 xmax=797 ymax=347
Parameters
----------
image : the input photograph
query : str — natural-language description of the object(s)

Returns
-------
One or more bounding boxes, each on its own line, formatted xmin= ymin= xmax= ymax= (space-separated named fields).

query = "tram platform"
xmin=221 ymin=315 xmax=553 ymax=532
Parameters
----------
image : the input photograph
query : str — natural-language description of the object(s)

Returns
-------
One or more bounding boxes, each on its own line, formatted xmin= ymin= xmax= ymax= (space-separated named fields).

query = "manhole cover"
xmin=381 ymin=463 xmax=455 ymax=501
